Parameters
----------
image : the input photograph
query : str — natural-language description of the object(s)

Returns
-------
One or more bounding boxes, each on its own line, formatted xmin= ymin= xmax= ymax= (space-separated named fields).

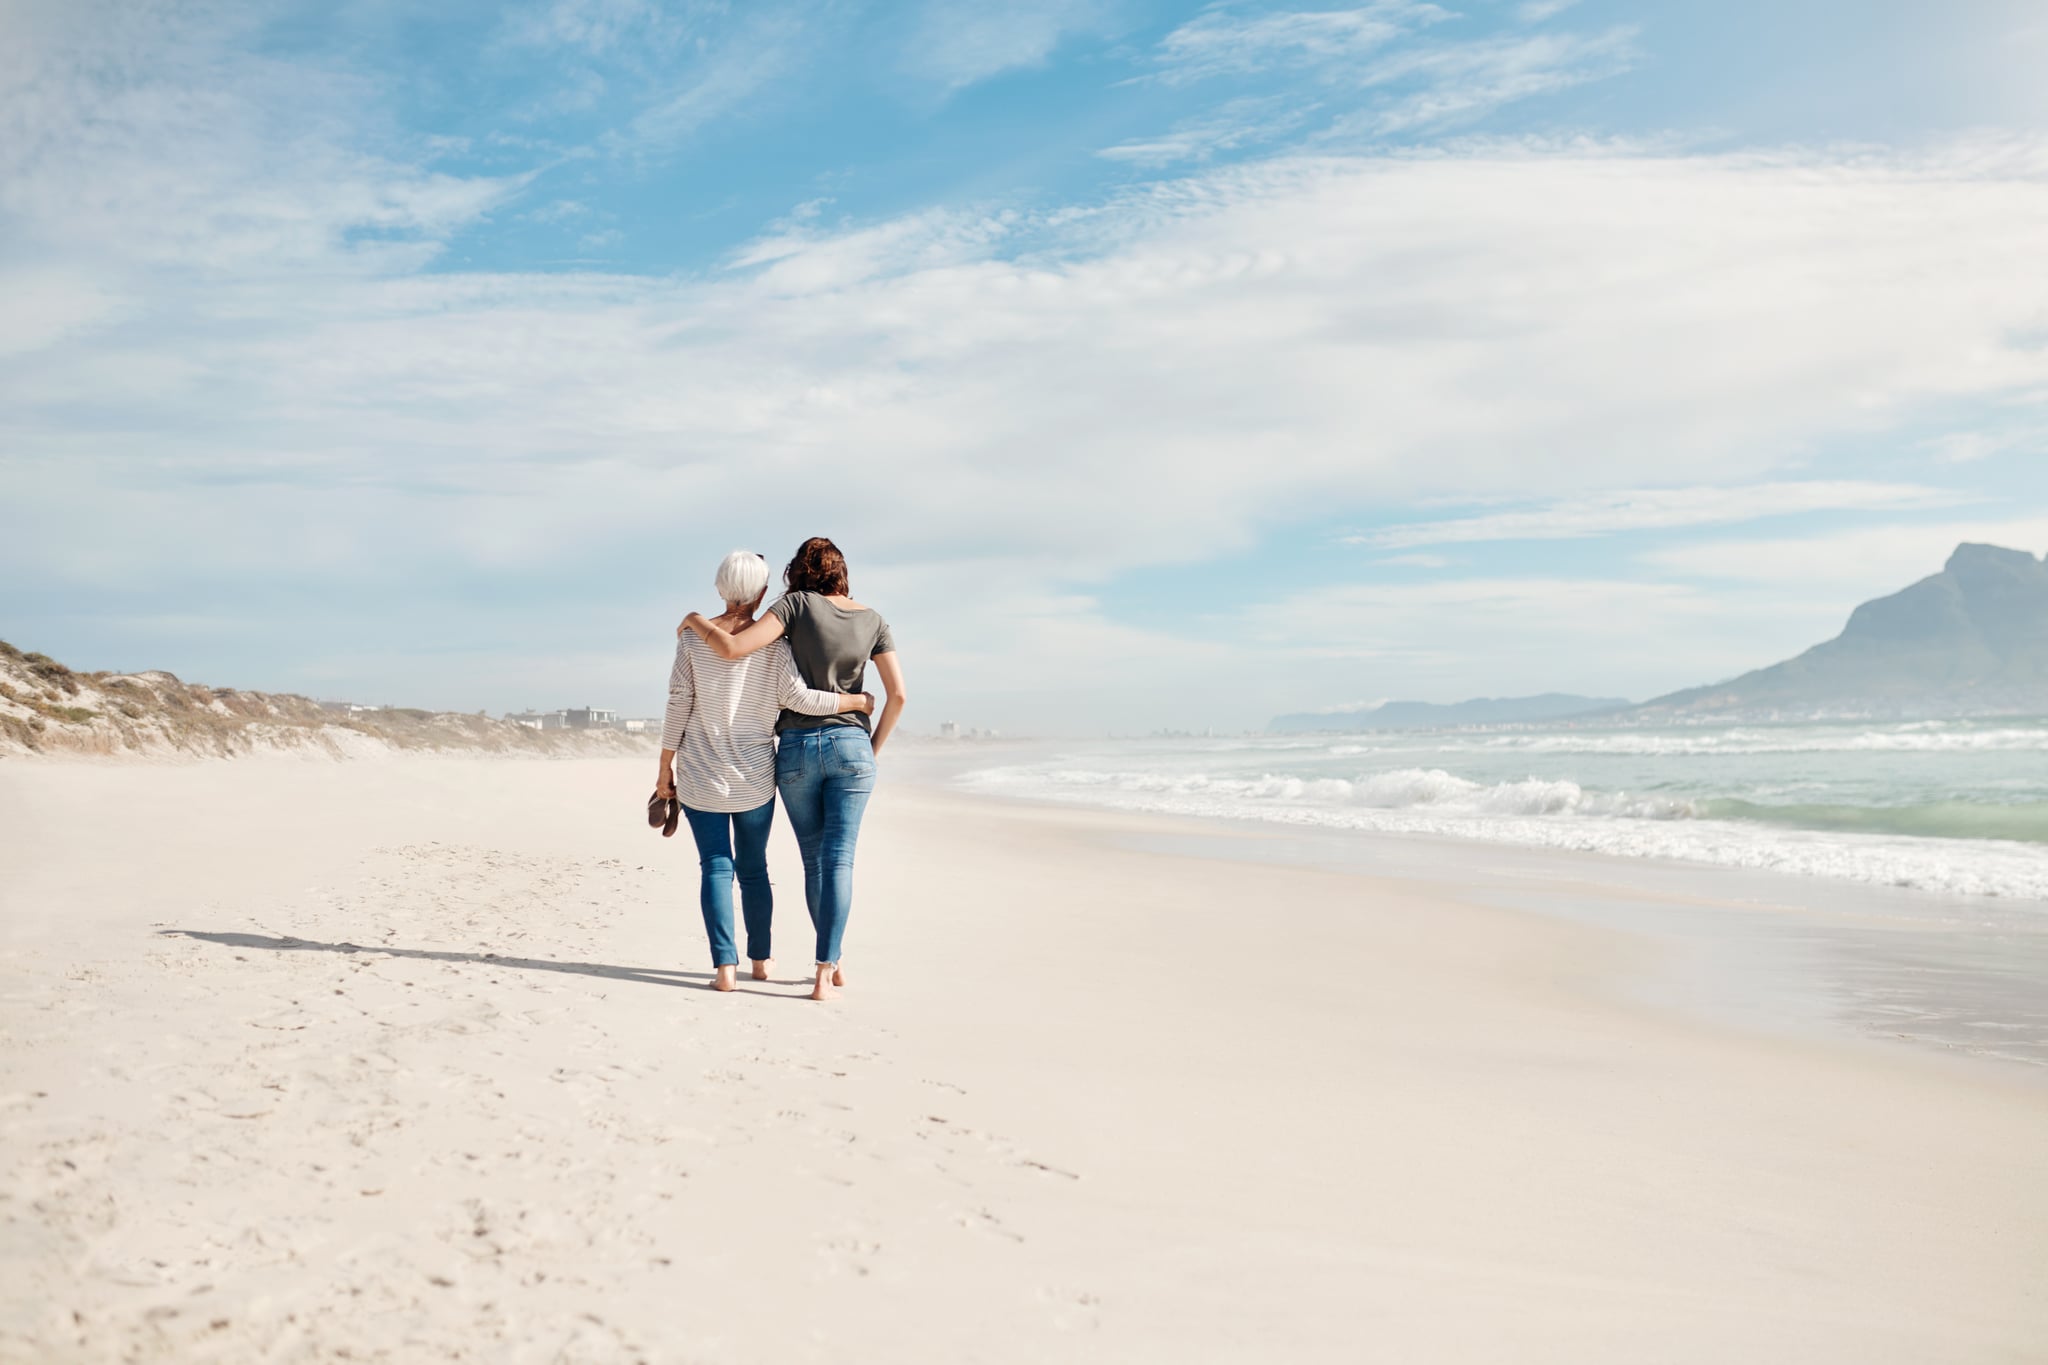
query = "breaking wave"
xmin=957 ymin=762 xmax=2048 ymax=901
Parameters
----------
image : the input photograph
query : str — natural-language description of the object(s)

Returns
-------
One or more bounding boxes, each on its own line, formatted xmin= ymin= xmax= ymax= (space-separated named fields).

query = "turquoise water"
xmin=1699 ymin=797 xmax=2048 ymax=843
xmin=958 ymin=718 xmax=2048 ymax=900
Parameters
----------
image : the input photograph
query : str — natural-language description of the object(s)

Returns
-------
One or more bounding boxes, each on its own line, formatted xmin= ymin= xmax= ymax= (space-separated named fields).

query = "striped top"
xmin=662 ymin=633 xmax=844 ymax=812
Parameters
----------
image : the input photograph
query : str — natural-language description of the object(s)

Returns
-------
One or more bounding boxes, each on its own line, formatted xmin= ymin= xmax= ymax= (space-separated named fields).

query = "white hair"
xmin=714 ymin=549 xmax=770 ymax=606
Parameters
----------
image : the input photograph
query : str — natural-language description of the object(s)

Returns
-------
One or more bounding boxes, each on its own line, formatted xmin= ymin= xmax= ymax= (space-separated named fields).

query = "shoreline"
xmin=1108 ymin=811 xmax=2048 ymax=1076
xmin=4 ymin=755 xmax=2045 ymax=1360
xmin=910 ymin=746 xmax=2048 ymax=1075
xmin=944 ymin=728 xmax=2048 ymax=902
xmin=13 ymin=742 xmax=2044 ymax=1072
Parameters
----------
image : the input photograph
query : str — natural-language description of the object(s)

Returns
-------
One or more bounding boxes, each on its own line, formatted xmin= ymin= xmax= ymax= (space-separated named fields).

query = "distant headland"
xmin=1271 ymin=543 xmax=2048 ymax=731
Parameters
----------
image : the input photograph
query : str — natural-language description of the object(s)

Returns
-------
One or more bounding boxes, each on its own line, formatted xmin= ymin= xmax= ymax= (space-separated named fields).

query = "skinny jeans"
xmin=773 ymin=726 xmax=876 ymax=965
xmin=681 ymin=797 xmax=777 ymax=968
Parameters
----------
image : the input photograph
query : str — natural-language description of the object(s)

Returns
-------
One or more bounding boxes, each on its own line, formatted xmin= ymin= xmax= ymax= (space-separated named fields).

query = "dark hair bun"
xmin=784 ymin=536 xmax=849 ymax=596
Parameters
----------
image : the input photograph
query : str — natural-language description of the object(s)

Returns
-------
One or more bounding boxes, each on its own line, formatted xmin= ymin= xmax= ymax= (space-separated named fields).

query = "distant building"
xmin=504 ymin=707 xmax=629 ymax=731
xmin=621 ymin=717 xmax=658 ymax=733
xmin=938 ymin=721 xmax=959 ymax=739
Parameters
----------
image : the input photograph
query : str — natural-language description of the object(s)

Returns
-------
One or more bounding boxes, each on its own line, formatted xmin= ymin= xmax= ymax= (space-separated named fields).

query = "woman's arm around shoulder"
xmin=680 ymin=607 xmax=788 ymax=660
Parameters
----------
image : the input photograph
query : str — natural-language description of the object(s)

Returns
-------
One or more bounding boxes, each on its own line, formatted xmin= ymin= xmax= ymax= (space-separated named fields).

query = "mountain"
xmin=1635 ymin=543 xmax=2048 ymax=720
xmin=1268 ymin=693 xmax=1629 ymax=733
xmin=0 ymin=641 xmax=650 ymax=759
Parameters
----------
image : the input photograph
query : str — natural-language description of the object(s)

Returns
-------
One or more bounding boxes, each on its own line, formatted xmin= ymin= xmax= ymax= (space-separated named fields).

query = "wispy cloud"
xmin=728 ymin=206 xmax=1021 ymax=292
xmin=14 ymin=143 xmax=2048 ymax=585
xmin=900 ymin=0 xmax=1118 ymax=93
xmin=1921 ymin=418 xmax=2048 ymax=464
xmin=1333 ymin=25 xmax=1639 ymax=134
xmin=1148 ymin=2 xmax=1450 ymax=85
xmin=0 ymin=267 xmax=122 ymax=359
xmin=10 ymin=0 xmax=2048 ymax=718
xmin=1352 ymin=483 xmax=1976 ymax=550
xmin=0 ymin=1 xmax=519 ymax=276
xmin=526 ymin=198 xmax=592 ymax=223
xmin=488 ymin=0 xmax=816 ymax=155
xmin=1098 ymin=96 xmax=1313 ymax=166
xmin=1640 ymin=517 xmax=2048 ymax=590
xmin=496 ymin=0 xmax=695 ymax=58
xmin=15 ymin=137 xmax=2048 ymax=571
xmin=1249 ymin=575 xmax=1851 ymax=698
xmin=1126 ymin=4 xmax=1637 ymax=156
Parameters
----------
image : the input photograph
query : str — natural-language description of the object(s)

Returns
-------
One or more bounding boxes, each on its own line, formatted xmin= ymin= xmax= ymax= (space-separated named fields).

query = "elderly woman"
xmin=658 ymin=550 xmax=873 ymax=993
xmin=682 ymin=536 xmax=905 ymax=1002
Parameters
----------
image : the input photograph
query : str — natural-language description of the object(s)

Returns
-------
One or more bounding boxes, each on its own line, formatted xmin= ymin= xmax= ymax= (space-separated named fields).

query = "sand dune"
xmin=2 ymin=756 xmax=2043 ymax=1362
xmin=0 ymin=642 xmax=649 ymax=760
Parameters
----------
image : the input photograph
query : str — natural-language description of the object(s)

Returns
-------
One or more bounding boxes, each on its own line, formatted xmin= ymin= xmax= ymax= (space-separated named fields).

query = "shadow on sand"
xmin=160 ymin=929 xmax=713 ymax=989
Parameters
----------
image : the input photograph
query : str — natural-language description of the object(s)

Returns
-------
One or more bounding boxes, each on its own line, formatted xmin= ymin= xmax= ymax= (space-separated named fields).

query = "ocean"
xmin=956 ymin=717 xmax=2048 ymax=903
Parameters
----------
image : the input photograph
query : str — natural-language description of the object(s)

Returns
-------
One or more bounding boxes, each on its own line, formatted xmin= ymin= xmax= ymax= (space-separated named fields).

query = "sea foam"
xmin=958 ymin=760 xmax=2048 ymax=902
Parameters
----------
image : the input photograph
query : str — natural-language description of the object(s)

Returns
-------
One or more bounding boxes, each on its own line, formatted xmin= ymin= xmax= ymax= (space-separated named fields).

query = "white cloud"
xmin=1517 ymin=0 xmax=1581 ymax=22
xmin=1243 ymin=575 xmax=1852 ymax=703
xmin=488 ymin=1 xmax=819 ymax=153
xmin=1138 ymin=3 xmax=1631 ymax=137
xmin=498 ymin=0 xmax=688 ymax=57
xmin=528 ymin=199 xmax=592 ymax=223
xmin=617 ymin=10 xmax=810 ymax=150
xmin=729 ymin=206 xmax=1021 ymax=292
xmin=1353 ymin=482 xmax=1975 ymax=549
xmin=1099 ymin=97 xmax=1313 ymax=167
xmin=900 ymin=0 xmax=1116 ymax=93
xmin=1921 ymin=418 xmax=2048 ymax=463
xmin=1334 ymin=26 xmax=1638 ymax=134
xmin=1927 ymin=431 xmax=2002 ymax=463
xmin=0 ymin=267 xmax=123 ymax=358
xmin=1149 ymin=3 xmax=1450 ymax=85
xmin=0 ymin=2 xmax=519 ymax=275
xmin=9 ymin=3 xmax=2048 ymax=725
xmin=1640 ymin=517 xmax=2048 ymax=593
xmin=13 ymin=145 xmax=2048 ymax=586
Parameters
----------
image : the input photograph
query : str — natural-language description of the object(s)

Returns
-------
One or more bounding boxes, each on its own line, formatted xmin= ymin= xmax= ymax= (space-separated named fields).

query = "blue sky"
xmin=4 ymin=0 xmax=2048 ymax=732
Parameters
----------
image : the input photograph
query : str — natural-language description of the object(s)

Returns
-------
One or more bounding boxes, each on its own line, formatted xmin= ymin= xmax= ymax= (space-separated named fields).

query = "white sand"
xmin=2 ymin=755 xmax=2044 ymax=1363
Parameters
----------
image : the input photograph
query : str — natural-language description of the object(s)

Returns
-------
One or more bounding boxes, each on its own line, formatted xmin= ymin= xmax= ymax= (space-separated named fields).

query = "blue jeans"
xmin=774 ymin=727 xmax=876 ymax=965
xmin=682 ymin=798 xmax=777 ymax=968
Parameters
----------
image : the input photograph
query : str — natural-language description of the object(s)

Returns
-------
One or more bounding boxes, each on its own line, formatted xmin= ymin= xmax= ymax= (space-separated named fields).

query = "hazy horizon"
xmin=6 ymin=1 xmax=2048 ymax=733
xmin=12 ymin=532 xmax=2036 ymax=735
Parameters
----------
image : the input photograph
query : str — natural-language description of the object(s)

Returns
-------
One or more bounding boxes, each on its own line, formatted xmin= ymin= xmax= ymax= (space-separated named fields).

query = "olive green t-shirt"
xmin=768 ymin=591 xmax=896 ymax=734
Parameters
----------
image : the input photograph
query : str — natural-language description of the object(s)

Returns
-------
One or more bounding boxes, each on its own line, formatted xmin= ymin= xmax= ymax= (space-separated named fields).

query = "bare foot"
xmin=831 ymin=963 xmax=846 ymax=988
xmin=750 ymin=960 xmax=771 ymax=981
xmin=713 ymin=965 xmax=737 ymax=992
xmin=810 ymin=964 xmax=838 ymax=1002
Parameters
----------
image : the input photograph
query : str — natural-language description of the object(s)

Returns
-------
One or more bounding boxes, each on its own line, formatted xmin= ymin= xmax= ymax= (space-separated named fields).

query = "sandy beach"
xmin=2 ymin=754 xmax=2044 ymax=1363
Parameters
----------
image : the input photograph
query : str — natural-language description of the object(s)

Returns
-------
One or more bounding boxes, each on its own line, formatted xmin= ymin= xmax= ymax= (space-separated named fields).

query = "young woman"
xmin=658 ymin=550 xmax=874 ymax=993
xmin=682 ymin=537 xmax=905 ymax=1001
